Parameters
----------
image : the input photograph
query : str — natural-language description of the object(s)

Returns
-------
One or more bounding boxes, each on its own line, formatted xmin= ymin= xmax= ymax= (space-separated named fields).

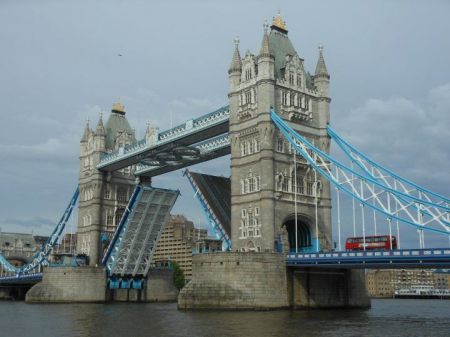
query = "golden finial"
xmin=112 ymin=101 xmax=125 ymax=114
xmin=272 ymin=10 xmax=287 ymax=31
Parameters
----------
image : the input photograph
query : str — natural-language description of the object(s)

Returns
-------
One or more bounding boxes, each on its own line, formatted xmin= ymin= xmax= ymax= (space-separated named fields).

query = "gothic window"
xmin=239 ymin=207 xmax=261 ymax=239
xmin=106 ymin=211 xmax=114 ymax=225
xmin=249 ymin=178 xmax=255 ymax=192
xmin=115 ymin=208 xmax=125 ymax=226
xmin=117 ymin=187 xmax=127 ymax=202
xmin=305 ymin=97 xmax=310 ymax=110
xmin=241 ymin=142 xmax=246 ymax=156
xmin=282 ymin=92 xmax=288 ymax=105
xmin=289 ymin=72 xmax=294 ymax=85
xmin=241 ymin=173 xmax=260 ymax=194
xmin=297 ymin=75 xmax=302 ymax=87
xmin=255 ymin=176 xmax=260 ymax=191
xmin=245 ymin=68 xmax=252 ymax=81
xmin=277 ymin=138 xmax=284 ymax=153
xmin=254 ymin=207 xmax=259 ymax=216
xmin=245 ymin=91 xmax=251 ymax=104
xmin=254 ymin=139 xmax=260 ymax=152
xmin=244 ymin=179 xmax=250 ymax=194
xmin=249 ymin=140 xmax=255 ymax=153
xmin=104 ymin=188 xmax=110 ymax=199
xmin=290 ymin=92 xmax=295 ymax=106
xmin=301 ymin=95 xmax=305 ymax=109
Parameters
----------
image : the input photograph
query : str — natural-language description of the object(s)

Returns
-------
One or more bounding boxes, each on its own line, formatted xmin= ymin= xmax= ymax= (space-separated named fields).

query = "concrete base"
xmin=178 ymin=252 xmax=290 ymax=310
xmin=178 ymin=252 xmax=370 ymax=310
xmin=25 ymin=266 xmax=178 ymax=303
xmin=26 ymin=266 xmax=107 ymax=303
xmin=290 ymin=268 xmax=371 ymax=309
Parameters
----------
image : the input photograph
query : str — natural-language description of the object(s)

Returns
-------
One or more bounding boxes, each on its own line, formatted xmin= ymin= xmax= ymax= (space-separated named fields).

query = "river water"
xmin=1 ymin=299 xmax=449 ymax=337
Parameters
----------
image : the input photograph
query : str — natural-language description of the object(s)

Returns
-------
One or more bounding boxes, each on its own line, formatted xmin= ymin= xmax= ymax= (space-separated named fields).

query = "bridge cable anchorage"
xmin=0 ymin=188 xmax=79 ymax=278
xmin=270 ymin=109 xmax=450 ymax=245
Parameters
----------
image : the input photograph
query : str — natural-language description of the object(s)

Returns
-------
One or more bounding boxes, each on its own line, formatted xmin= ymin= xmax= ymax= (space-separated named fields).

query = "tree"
xmin=171 ymin=261 xmax=185 ymax=290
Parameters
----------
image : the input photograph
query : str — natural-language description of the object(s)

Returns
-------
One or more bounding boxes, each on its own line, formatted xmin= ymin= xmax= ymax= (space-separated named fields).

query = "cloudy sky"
xmin=0 ymin=0 xmax=449 ymax=248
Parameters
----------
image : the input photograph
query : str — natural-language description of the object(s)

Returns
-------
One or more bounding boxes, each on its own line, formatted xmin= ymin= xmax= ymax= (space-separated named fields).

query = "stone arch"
xmin=282 ymin=214 xmax=314 ymax=253
xmin=246 ymin=240 xmax=257 ymax=252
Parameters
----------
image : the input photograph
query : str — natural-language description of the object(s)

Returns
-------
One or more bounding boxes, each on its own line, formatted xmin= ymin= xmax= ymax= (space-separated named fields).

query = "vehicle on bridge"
xmin=345 ymin=235 xmax=397 ymax=251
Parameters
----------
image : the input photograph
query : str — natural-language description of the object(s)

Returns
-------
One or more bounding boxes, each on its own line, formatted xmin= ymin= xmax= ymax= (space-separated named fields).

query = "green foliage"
xmin=171 ymin=261 xmax=185 ymax=290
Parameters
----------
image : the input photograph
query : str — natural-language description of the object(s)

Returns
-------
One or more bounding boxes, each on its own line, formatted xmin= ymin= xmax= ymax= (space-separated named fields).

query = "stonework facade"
xmin=228 ymin=15 xmax=332 ymax=253
xmin=77 ymin=103 xmax=136 ymax=265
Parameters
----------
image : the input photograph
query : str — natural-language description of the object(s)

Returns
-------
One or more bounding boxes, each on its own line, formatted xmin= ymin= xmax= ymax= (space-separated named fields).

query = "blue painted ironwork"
xmin=97 ymin=106 xmax=230 ymax=171
xmin=0 ymin=273 xmax=43 ymax=284
xmin=184 ymin=169 xmax=231 ymax=251
xmin=0 ymin=188 xmax=79 ymax=276
xmin=104 ymin=186 xmax=179 ymax=277
xmin=102 ymin=184 xmax=142 ymax=267
xmin=286 ymin=248 xmax=450 ymax=269
xmin=270 ymin=109 xmax=450 ymax=237
xmin=328 ymin=126 xmax=450 ymax=228
xmin=134 ymin=133 xmax=230 ymax=176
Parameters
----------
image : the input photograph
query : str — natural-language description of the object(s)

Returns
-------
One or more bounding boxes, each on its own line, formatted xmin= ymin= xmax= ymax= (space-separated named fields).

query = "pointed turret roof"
xmin=259 ymin=23 xmax=273 ymax=58
xmin=96 ymin=112 xmax=106 ymax=135
xmin=105 ymin=102 xmax=135 ymax=149
xmin=315 ymin=45 xmax=329 ymax=78
xmin=228 ymin=38 xmax=242 ymax=73
xmin=81 ymin=120 xmax=91 ymax=142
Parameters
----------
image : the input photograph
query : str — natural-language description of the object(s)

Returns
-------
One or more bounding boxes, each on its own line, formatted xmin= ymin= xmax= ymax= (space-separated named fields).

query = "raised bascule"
xmin=1 ymin=13 xmax=449 ymax=307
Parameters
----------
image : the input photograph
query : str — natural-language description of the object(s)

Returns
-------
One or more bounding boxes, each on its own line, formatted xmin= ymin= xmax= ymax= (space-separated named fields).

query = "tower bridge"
xmin=0 ymin=12 xmax=449 ymax=308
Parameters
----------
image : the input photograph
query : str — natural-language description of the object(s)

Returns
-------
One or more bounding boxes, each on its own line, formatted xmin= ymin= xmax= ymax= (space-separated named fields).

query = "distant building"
xmin=433 ymin=269 xmax=450 ymax=289
xmin=53 ymin=233 xmax=77 ymax=255
xmin=153 ymin=215 xmax=221 ymax=279
xmin=366 ymin=270 xmax=395 ymax=297
xmin=0 ymin=232 xmax=36 ymax=266
xmin=366 ymin=269 xmax=450 ymax=297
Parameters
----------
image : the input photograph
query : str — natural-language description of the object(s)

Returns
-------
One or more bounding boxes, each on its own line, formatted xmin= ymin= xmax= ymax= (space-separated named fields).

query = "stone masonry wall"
xmin=26 ymin=266 xmax=106 ymax=303
xmin=178 ymin=252 xmax=289 ymax=309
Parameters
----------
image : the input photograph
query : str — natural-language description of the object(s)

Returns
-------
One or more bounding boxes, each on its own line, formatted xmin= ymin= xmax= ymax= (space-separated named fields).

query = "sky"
xmin=0 ymin=0 xmax=449 ymax=249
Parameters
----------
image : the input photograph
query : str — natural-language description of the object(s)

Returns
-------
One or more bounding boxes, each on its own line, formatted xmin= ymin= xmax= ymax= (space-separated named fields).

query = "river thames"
xmin=1 ymin=299 xmax=449 ymax=337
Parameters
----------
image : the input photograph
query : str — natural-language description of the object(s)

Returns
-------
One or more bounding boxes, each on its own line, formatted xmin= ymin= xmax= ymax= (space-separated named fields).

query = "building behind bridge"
xmin=153 ymin=214 xmax=221 ymax=280
xmin=366 ymin=269 xmax=450 ymax=297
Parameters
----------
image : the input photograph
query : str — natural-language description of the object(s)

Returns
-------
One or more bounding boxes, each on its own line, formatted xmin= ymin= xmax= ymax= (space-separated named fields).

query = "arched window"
xmin=117 ymin=187 xmax=127 ymax=202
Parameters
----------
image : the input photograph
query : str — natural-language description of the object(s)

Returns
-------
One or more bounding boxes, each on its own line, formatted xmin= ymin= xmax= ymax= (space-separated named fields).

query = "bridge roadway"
xmin=97 ymin=106 xmax=230 ymax=175
xmin=0 ymin=273 xmax=43 ymax=285
xmin=286 ymin=248 xmax=450 ymax=269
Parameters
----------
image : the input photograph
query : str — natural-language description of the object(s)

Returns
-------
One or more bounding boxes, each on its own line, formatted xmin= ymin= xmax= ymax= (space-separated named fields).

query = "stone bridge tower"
xmin=77 ymin=103 xmax=136 ymax=265
xmin=229 ymin=13 xmax=332 ymax=253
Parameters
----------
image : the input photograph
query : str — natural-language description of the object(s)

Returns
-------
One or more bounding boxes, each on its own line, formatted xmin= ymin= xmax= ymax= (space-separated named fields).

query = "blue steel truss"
xmin=0 ymin=188 xmax=79 ymax=276
xmin=184 ymin=169 xmax=231 ymax=251
xmin=270 ymin=109 xmax=450 ymax=238
xmin=97 ymin=106 xmax=230 ymax=172
xmin=134 ymin=133 xmax=230 ymax=176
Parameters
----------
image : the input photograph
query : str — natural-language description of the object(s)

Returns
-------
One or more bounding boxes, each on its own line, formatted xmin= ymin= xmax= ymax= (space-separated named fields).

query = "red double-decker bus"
xmin=345 ymin=235 xmax=397 ymax=251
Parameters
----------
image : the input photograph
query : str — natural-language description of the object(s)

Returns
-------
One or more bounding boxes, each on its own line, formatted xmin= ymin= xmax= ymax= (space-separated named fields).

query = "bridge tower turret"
xmin=77 ymin=103 xmax=136 ymax=266
xmin=229 ymin=12 xmax=332 ymax=253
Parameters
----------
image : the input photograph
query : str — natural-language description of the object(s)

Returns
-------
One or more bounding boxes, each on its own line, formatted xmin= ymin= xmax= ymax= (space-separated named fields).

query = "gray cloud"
xmin=0 ymin=1 xmax=449 ymax=248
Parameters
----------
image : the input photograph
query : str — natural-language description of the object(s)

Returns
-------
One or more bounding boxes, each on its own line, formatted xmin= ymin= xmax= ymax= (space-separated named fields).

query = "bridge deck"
xmin=286 ymin=248 xmax=450 ymax=269
xmin=0 ymin=273 xmax=43 ymax=285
